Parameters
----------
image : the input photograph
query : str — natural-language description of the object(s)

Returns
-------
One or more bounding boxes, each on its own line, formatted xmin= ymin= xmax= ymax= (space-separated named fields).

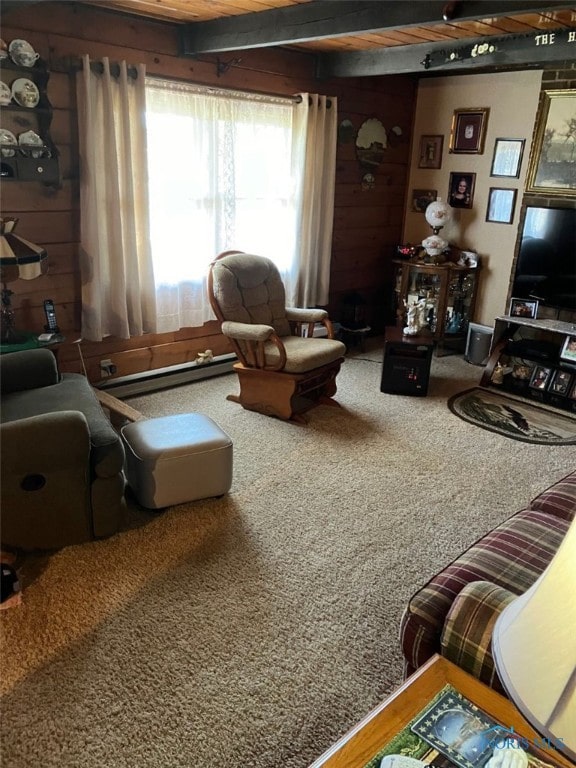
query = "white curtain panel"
xmin=76 ymin=55 xmax=157 ymax=341
xmin=145 ymin=79 xmax=300 ymax=332
xmin=292 ymin=93 xmax=338 ymax=308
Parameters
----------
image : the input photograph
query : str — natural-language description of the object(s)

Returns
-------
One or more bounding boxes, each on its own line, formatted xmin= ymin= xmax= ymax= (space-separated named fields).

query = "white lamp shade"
xmin=425 ymin=198 xmax=453 ymax=230
xmin=492 ymin=515 xmax=576 ymax=762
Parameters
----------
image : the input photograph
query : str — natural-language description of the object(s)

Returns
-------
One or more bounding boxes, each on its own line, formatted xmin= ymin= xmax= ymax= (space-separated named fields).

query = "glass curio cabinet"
xmin=392 ymin=259 xmax=480 ymax=356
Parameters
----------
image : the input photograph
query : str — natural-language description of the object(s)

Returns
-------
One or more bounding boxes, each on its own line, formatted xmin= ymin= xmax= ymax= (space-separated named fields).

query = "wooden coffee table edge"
xmin=308 ymin=655 xmax=572 ymax=768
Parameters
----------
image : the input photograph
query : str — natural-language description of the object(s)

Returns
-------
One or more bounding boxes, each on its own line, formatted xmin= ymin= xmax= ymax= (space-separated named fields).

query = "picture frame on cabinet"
xmin=549 ymin=369 xmax=573 ymax=396
xmin=560 ymin=335 xmax=576 ymax=363
xmin=418 ymin=135 xmax=443 ymax=169
xmin=490 ymin=138 xmax=525 ymax=178
xmin=526 ymin=90 xmax=576 ymax=196
xmin=486 ymin=187 xmax=517 ymax=224
xmin=509 ymin=297 xmax=538 ymax=319
xmin=449 ymin=107 xmax=489 ymax=154
xmin=529 ymin=365 xmax=552 ymax=391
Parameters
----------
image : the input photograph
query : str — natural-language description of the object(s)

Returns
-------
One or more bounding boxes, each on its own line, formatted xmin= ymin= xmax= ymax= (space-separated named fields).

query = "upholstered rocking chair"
xmin=208 ymin=251 xmax=346 ymax=421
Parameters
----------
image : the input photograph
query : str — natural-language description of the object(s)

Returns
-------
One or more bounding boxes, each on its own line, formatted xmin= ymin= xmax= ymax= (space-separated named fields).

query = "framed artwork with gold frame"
xmin=526 ymin=89 xmax=576 ymax=197
xmin=449 ymin=108 xmax=490 ymax=154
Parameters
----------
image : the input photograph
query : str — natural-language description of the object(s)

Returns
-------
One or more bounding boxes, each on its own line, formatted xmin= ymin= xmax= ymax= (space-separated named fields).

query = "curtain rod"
xmin=145 ymin=76 xmax=332 ymax=108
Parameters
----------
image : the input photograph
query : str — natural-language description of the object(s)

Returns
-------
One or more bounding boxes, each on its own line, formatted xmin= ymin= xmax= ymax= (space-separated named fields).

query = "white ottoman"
xmin=121 ymin=413 xmax=233 ymax=509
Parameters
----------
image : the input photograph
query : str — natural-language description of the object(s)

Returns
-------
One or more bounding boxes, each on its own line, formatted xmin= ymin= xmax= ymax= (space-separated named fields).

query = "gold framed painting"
xmin=449 ymin=107 xmax=489 ymax=154
xmin=526 ymin=89 xmax=576 ymax=196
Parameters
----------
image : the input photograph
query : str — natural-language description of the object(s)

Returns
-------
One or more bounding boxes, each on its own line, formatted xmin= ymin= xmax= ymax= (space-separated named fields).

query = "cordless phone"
xmin=43 ymin=299 xmax=60 ymax=334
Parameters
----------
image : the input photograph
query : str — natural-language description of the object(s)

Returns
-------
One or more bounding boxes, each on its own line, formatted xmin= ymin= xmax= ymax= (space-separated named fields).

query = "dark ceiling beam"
xmin=179 ymin=1 xmax=574 ymax=55
xmin=316 ymin=27 xmax=576 ymax=78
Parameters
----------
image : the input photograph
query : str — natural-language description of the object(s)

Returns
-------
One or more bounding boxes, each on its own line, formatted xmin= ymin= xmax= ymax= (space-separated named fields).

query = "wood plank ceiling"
xmin=6 ymin=0 xmax=575 ymax=75
xmin=74 ymin=0 xmax=576 ymax=76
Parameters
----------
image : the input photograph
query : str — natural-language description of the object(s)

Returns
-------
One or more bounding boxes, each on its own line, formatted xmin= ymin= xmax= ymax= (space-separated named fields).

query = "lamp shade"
xmin=0 ymin=217 xmax=47 ymax=281
xmin=425 ymin=198 xmax=453 ymax=232
xmin=492 ymin=516 xmax=576 ymax=762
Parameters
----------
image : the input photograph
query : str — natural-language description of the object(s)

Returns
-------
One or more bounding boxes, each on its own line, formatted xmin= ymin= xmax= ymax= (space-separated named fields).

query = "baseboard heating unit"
xmin=96 ymin=353 xmax=237 ymax=398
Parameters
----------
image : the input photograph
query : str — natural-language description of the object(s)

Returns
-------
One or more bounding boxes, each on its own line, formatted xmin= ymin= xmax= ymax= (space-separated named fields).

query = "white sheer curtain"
xmin=76 ymin=55 xmax=157 ymax=341
xmin=145 ymin=79 xmax=300 ymax=332
xmin=145 ymin=81 xmax=338 ymax=332
xmin=291 ymin=93 xmax=338 ymax=308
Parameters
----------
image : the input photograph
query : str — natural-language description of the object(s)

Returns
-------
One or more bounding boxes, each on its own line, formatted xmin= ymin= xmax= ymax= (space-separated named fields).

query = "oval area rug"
xmin=448 ymin=387 xmax=576 ymax=444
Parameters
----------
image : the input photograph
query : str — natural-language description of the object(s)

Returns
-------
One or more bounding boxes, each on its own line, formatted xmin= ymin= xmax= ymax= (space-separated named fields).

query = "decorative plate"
xmin=8 ymin=38 xmax=35 ymax=55
xmin=0 ymin=128 xmax=18 ymax=158
xmin=0 ymin=80 xmax=12 ymax=106
xmin=18 ymin=129 xmax=46 ymax=158
xmin=11 ymin=77 xmax=40 ymax=108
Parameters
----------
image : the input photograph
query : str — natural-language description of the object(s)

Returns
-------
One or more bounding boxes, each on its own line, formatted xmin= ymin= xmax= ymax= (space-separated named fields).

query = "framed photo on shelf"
xmin=560 ymin=335 xmax=576 ymax=363
xmin=508 ymin=297 xmax=538 ymax=319
xmin=549 ymin=369 xmax=573 ymax=396
xmin=486 ymin=187 xmax=517 ymax=224
xmin=418 ymin=135 xmax=444 ymax=169
xmin=490 ymin=138 xmax=525 ymax=178
xmin=449 ymin=107 xmax=490 ymax=154
xmin=448 ymin=172 xmax=476 ymax=209
xmin=412 ymin=188 xmax=437 ymax=212
xmin=526 ymin=89 xmax=576 ymax=197
xmin=529 ymin=365 xmax=552 ymax=391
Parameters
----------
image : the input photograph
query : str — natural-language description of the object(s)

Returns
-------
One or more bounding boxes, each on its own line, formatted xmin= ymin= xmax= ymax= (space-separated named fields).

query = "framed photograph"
xmin=418 ymin=135 xmax=443 ymax=169
xmin=490 ymin=138 xmax=525 ymax=178
xmin=570 ymin=379 xmax=576 ymax=400
xmin=529 ymin=365 xmax=552 ymax=390
xmin=449 ymin=107 xmax=490 ymax=154
xmin=526 ymin=89 xmax=576 ymax=196
xmin=486 ymin=187 xmax=517 ymax=224
xmin=448 ymin=172 xmax=476 ymax=209
xmin=508 ymin=297 xmax=538 ymax=319
xmin=549 ymin=369 xmax=573 ymax=396
xmin=412 ymin=188 xmax=437 ymax=213
xmin=560 ymin=335 xmax=576 ymax=363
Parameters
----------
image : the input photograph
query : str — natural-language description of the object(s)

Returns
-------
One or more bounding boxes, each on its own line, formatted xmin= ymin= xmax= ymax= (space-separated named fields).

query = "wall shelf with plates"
xmin=0 ymin=42 xmax=60 ymax=185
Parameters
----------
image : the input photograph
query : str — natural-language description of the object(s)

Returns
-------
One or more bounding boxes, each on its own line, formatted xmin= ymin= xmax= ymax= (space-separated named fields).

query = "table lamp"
xmin=0 ymin=217 xmax=47 ymax=343
xmin=422 ymin=199 xmax=453 ymax=262
xmin=492 ymin=515 xmax=576 ymax=762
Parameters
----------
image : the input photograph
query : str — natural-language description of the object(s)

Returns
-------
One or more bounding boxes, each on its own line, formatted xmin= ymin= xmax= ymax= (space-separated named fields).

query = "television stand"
xmin=481 ymin=315 xmax=576 ymax=413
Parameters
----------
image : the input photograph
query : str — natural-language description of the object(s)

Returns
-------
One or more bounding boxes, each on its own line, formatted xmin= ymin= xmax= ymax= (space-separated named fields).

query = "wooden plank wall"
xmin=1 ymin=1 xmax=417 ymax=382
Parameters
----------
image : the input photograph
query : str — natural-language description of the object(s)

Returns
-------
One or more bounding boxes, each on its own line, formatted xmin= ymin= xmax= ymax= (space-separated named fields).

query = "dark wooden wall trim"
xmin=1 ymin=2 xmax=417 ymax=382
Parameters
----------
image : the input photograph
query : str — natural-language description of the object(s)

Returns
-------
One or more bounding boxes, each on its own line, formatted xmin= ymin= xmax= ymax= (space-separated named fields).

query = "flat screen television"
xmin=512 ymin=205 xmax=576 ymax=313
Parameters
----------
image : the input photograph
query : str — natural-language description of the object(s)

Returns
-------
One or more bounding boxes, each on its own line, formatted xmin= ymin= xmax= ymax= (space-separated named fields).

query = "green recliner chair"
xmin=0 ymin=348 xmax=126 ymax=550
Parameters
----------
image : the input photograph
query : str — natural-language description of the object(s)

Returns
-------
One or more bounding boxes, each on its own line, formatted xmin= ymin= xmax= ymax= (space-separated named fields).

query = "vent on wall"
xmin=97 ymin=353 xmax=236 ymax=398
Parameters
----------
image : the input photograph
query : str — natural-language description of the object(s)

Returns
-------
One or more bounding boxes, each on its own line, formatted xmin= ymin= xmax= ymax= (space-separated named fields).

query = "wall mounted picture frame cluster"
xmin=526 ymin=89 xmax=576 ymax=197
xmin=449 ymin=107 xmax=490 ymax=154
xmin=418 ymin=135 xmax=443 ymax=169
xmin=486 ymin=187 xmax=517 ymax=224
xmin=490 ymin=138 xmax=525 ymax=178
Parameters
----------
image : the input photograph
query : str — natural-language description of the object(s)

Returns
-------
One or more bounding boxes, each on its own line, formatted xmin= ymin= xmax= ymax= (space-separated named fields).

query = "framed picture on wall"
xmin=490 ymin=138 xmax=525 ymax=178
xmin=449 ymin=108 xmax=490 ymax=154
xmin=448 ymin=173 xmax=475 ymax=209
xmin=526 ymin=89 xmax=576 ymax=196
xmin=418 ymin=135 xmax=443 ymax=169
xmin=412 ymin=189 xmax=437 ymax=212
xmin=486 ymin=187 xmax=517 ymax=224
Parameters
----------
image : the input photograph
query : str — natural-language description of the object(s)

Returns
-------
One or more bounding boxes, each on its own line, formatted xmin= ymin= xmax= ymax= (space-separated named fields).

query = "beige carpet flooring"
xmin=2 ymin=342 xmax=575 ymax=768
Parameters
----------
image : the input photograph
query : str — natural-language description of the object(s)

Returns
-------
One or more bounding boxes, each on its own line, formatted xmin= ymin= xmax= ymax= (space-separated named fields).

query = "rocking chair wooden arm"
xmin=220 ymin=321 xmax=287 ymax=371
xmin=285 ymin=308 xmax=336 ymax=340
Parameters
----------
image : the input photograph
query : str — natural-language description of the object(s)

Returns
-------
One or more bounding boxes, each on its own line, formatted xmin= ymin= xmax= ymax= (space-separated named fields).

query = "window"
xmin=145 ymin=78 xmax=302 ymax=331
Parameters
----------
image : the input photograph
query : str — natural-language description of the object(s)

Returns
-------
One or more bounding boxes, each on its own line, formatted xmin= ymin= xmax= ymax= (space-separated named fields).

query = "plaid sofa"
xmin=399 ymin=470 xmax=576 ymax=690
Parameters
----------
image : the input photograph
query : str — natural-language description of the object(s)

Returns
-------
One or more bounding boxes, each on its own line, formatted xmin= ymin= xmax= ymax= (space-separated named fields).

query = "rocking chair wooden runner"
xmin=208 ymin=251 xmax=346 ymax=421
